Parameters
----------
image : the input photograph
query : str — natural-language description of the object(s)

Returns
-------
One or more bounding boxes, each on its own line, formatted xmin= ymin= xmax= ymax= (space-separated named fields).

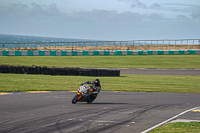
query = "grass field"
xmin=1 ymin=55 xmax=200 ymax=132
xmin=0 ymin=54 xmax=200 ymax=92
xmin=149 ymin=122 xmax=200 ymax=133
xmin=0 ymin=73 xmax=200 ymax=93
xmin=0 ymin=55 xmax=200 ymax=69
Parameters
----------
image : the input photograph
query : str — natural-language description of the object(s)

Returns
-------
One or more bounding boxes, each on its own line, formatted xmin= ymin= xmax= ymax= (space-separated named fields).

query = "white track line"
xmin=140 ymin=106 xmax=199 ymax=133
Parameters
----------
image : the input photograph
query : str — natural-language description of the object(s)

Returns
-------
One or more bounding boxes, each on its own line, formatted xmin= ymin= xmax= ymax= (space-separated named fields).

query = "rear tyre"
xmin=71 ymin=94 xmax=79 ymax=104
xmin=87 ymin=95 xmax=97 ymax=104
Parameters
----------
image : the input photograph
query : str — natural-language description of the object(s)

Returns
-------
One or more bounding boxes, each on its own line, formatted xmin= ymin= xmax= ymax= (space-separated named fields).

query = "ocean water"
xmin=0 ymin=34 xmax=135 ymax=49
xmin=0 ymin=34 xmax=199 ymax=49
xmin=0 ymin=34 xmax=97 ymax=49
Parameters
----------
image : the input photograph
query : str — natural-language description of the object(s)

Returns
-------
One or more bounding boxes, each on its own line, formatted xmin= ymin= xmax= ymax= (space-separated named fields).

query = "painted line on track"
xmin=192 ymin=108 xmax=200 ymax=112
xmin=0 ymin=93 xmax=13 ymax=95
xmin=140 ymin=106 xmax=200 ymax=133
xmin=25 ymin=91 xmax=51 ymax=93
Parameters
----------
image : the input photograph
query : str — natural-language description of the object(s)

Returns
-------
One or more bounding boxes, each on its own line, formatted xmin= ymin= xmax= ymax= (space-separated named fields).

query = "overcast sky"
xmin=0 ymin=0 xmax=200 ymax=40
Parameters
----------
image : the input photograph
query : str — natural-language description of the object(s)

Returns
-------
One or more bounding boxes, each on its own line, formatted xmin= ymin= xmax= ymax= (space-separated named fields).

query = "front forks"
xmin=77 ymin=92 xmax=83 ymax=100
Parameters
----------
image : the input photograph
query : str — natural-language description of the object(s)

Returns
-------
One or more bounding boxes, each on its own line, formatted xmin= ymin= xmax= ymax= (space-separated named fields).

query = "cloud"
xmin=160 ymin=3 xmax=200 ymax=13
xmin=118 ymin=0 xmax=200 ymax=18
xmin=130 ymin=0 xmax=146 ymax=9
xmin=151 ymin=3 xmax=161 ymax=8
xmin=149 ymin=13 xmax=163 ymax=20
xmin=0 ymin=2 xmax=199 ymax=40
xmin=191 ymin=13 xmax=200 ymax=21
xmin=118 ymin=0 xmax=146 ymax=9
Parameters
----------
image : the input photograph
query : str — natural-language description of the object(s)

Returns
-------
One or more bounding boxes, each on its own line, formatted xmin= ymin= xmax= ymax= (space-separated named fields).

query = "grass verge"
xmin=148 ymin=122 xmax=200 ymax=133
xmin=0 ymin=73 xmax=200 ymax=93
xmin=0 ymin=55 xmax=200 ymax=69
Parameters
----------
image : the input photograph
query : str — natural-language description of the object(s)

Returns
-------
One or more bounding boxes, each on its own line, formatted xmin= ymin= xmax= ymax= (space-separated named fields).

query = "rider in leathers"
xmin=81 ymin=79 xmax=101 ymax=93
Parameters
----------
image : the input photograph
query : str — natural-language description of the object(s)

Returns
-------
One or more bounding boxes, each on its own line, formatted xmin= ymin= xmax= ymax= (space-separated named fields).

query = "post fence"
xmin=0 ymin=39 xmax=200 ymax=50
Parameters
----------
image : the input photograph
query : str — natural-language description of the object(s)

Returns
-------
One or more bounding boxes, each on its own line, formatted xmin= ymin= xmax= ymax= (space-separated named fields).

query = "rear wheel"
xmin=71 ymin=94 xmax=79 ymax=104
xmin=87 ymin=95 xmax=97 ymax=104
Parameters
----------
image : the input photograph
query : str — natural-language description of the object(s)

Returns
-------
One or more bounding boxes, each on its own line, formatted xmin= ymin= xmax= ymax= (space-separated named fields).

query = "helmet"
xmin=94 ymin=79 xmax=100 ymax=84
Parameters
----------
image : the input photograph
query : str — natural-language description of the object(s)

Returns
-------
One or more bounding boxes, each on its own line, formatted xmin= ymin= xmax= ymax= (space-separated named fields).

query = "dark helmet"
xmin=94 ymin=79 xmax=100 ymax=84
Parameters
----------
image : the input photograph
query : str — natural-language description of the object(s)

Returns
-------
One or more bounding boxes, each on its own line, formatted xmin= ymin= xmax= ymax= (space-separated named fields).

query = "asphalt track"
xmin=0 ymin=91 xmax=200 ymax=133
xmin=116 ymin=68 xmax=200 ymax=75
xmin=0 ymin=69 xmax=200 ymax=133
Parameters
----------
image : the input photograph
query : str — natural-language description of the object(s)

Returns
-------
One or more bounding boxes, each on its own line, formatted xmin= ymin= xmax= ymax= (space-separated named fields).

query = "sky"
xmin=0 ymin=0 xmax=200 ymax=40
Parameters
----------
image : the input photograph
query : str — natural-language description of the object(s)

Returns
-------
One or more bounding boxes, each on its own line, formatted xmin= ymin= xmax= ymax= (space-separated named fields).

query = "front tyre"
xmin=71 ymin=94 xmax=79 ymax=104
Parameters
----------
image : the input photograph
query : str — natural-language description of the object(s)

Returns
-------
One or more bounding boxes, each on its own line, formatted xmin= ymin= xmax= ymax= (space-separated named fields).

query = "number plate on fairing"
xmin=78 ymin=84 xmax=91 ymax=93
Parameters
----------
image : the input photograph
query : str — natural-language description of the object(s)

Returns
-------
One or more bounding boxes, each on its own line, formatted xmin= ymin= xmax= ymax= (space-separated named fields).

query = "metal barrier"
xmin=0 ymin=39 xmax=200 ymax=49
xmin=1 ymin=50 xmax=200 ymax=56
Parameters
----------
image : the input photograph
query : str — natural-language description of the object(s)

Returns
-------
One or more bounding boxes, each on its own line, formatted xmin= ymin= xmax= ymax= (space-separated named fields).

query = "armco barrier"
xmin=0 ymin=50 xmax=200 ymax=56
xmin=0 ymin=65 xmax=120 ymax=77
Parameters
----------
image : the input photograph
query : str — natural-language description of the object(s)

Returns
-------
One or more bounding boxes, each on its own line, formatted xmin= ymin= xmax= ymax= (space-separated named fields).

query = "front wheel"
xmin=71 ymin=94 xmax=79 ymax=104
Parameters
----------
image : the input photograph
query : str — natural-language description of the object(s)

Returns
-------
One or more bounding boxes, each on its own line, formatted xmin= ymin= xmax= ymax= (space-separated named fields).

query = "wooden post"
xmin=114 ymin=41 xmax=116 ymax=46
xmin=133 ymin=41 xmax=134 ymax=46
xmin=102 ymin=41 xmax=103 ymax=46
xmin=16 ymin=43 xmax=18 ymax=49
xmin=163 ymin=40 xmax=164 ymax=45
xmin=157 ymin=40 xmax=158 ymax=45
xmin=9 ymin=43 xmax=11 ymax=49
xmin=175 ymin=40 xmax=176 ymax=45
xmin=96 ymin=41 xmax=97 ymax=47
xmin=181 ymin=40 xmax=182 ymax=45
xmin=61 ymin=42 xmax=62 ymax=48
xmin=3 ymin=43 xmax=4 ymax=49
xmin=49 ymin=42 xmax=50 ymax=48
xmin=36 ymin=42 xmax=37 ymax=48
xmin=55 ymin=42 xmax=56 ymax=48
xmin=90 ymin=42 xmax=91 ymax=46
xmin=169 ymin=40 xmax=170 ymax=45
xmin=120 ymin=41 xmax=121 ymax=46
xmin=193 ymin=39 xmax=194 ymax=45
xmin=138 ymin=40 xmax=140 ymax=46
xmin=187 ymin=39 xmax=188 ymax=45
xmin=144 ymin=40 xmax=146 ymax=45
xmin=151 ymin=40 xmax=152 ymax=45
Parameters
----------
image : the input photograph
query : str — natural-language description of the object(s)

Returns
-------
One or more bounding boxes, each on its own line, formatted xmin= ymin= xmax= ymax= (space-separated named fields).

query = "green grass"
xmin=0 ymin=73 xmax=200 ymax=93
xmin=0 ymin=55 xmax=200 ymax=69
xmin=149 ymin=122 xmax=200 ymax=133
xmin=1 ymin=55 xmax=200 ymax=132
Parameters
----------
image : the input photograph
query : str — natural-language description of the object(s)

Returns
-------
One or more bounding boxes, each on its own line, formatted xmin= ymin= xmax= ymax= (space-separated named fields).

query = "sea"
xmin=0 ymin=34 xmax=100 ymax=49
xmin=0 ymin=34 xmax=134 ymax=49
xmin=0 ymin=34 xmax=198 ymax=49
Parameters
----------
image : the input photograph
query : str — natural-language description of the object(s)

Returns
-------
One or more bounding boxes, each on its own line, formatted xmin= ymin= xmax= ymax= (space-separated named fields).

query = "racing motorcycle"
xmin=71 ymin=83 xmax=100 ymax=104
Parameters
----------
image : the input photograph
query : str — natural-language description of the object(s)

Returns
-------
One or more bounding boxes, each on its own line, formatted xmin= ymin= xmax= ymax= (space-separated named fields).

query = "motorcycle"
xmin=71 ymin=83 xmax=100 ymax=104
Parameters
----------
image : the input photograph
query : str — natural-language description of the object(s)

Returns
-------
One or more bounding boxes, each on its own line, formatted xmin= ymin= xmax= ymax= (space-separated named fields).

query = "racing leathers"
xmin=81 ymin=81 xmax=101 ymax=93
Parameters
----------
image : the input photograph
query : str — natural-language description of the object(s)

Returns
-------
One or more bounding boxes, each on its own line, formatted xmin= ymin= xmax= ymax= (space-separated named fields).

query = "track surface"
xmin=116 ymin=68 xmax=200 ymax=75
xmin=0 ymin=91 xmax=200 ymax=133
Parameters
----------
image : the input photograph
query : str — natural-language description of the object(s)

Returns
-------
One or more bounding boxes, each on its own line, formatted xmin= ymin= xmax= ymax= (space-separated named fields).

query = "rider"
xmin=81 ymin=79 xmax=101 ymax=93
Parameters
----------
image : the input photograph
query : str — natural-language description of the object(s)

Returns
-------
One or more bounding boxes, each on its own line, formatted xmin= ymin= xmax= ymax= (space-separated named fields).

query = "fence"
xmin=0 ymin=39 xmax=200 ymax=49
